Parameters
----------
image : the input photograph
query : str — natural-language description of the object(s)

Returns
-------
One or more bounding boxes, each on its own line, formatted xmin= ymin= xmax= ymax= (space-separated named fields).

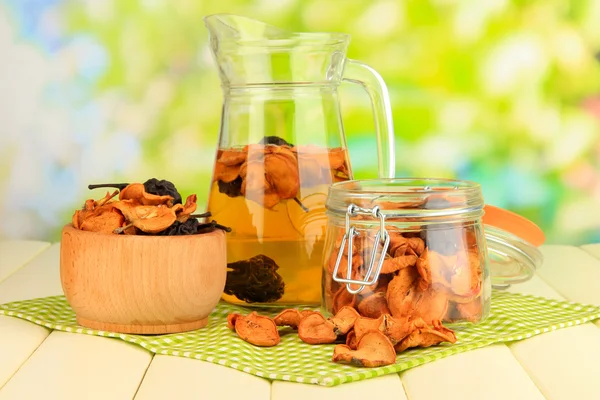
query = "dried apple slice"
xmin=230 ymin=312 xmax=280 ymax=347
xmin=357 ymin=291 xmax=391 ymax=318
xmin=332 ymin=330 xmax=397 ymax=367
xmin=273 ymin=309 xmax=303 ymax=329
xmin=329 ymin=306 xmax=360 ymax=336
xmin=298 ymin=312 xmax=337 ymax=344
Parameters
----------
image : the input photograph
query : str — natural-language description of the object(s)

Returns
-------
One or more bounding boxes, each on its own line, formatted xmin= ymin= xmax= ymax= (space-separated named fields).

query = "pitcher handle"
xmin=342 ymin=59 xmax=396 ymax=178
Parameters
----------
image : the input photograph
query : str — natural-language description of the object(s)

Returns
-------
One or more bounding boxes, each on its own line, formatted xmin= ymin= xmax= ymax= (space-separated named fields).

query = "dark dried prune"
xmin=218 ymin=176 xmax=243 ymax=198
xmin=224 ymin=254 xmax=285 ymax=303
xmin=144 ymin=178 xmax=182 ymax=204
xmin=259 ymin=136 xmax=293 ymax=147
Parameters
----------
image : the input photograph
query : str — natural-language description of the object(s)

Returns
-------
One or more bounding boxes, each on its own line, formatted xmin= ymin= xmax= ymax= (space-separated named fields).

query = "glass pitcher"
xmin=203 ymin=14 xmax=395 ymax=306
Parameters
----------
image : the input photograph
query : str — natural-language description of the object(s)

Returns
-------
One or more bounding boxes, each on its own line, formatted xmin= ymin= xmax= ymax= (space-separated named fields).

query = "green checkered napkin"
xmin=1 ymin=292 xmax=600 ymax=387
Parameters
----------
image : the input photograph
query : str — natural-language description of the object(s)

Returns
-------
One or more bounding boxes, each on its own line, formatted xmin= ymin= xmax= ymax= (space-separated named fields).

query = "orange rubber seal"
xmin=482 ymin=205 xmax=546 ymax=247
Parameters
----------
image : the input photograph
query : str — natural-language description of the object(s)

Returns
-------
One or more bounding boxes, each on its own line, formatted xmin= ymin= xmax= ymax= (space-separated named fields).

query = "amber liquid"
xmin=207 ymin=145 xmax=351 ymax=306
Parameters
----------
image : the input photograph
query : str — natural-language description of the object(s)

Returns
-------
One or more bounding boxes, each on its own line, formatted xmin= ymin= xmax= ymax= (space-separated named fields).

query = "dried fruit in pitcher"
xmin=332 ymin=330 xmax=396 ymax=367
xmin=241 ymin=144 xmax=299 ymax=208
xmin=224 ymin=255 xmax=285 ymax=303
xmin=229 ymin=312 xmax=280 ymax=347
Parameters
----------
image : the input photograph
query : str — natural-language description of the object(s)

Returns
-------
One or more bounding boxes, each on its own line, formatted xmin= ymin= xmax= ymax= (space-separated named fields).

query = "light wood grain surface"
xmin=1 ymin=241 xmax=600 ymax=399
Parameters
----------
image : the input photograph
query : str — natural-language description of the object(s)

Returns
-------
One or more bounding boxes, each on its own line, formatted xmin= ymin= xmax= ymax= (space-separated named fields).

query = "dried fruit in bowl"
xmin=75 ymin=179 xmax=229 ymax=236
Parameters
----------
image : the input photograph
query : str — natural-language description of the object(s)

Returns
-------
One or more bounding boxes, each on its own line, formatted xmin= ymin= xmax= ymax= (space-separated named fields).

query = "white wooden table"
xmin=1 ymin=241 xmax=600 ymax=400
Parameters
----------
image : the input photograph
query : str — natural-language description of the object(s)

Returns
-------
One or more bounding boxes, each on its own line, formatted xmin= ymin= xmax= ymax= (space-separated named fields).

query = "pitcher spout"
xmin=203 ymin=14 xmax=350 ymax=87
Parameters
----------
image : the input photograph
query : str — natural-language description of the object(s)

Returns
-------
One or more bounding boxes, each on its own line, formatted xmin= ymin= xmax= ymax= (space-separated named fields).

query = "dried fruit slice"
xmin=298 ymin=312 xmax=337 ymax=344
xmin=273 ymin=309 xmax=302 ymax=329
xmin=332 ymin=286 xmax=357 ymax=314
xmin=380 ymin=254 xmax=418 ymax=274
xmin=386 ymin=266 xmax=420 ymax=318
xmin=119 ymin=183 xmax=174 ymax=206
xmin=231 ymin=312 xmax=280 ymax=347
xmin=227 ymin=313 xmax=241 ymax=330
xmin=357 ymin=291 xmax=391 ymax=318
xmin=456 ymin=299 xmax=483 ymax=322
xmin=346 ymin=330 xmax=358 ymax=350
xmin=412 ymin=290 xmax=448 ymax=325
xmin=394 ymin=319 xmax=457 ymax=353
xmin=383 ymin=315 xmax=412 ymax=345
xmin=329 ymin=306 xmax=360 ymax=336
xmin=353 ymin=315 xmax=386 ymax=342
xmin=218 ymin=149 xmax=247 ymax=166
xmin=332 ymin=330 xmax=397 ymax=367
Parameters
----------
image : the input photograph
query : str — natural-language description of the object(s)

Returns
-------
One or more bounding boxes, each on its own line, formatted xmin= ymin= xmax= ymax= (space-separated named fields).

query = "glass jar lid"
xmin=326 ymin=178 xmax=544 ymax=287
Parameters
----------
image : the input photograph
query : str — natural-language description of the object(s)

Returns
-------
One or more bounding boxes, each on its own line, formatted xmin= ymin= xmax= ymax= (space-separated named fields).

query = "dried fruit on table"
xmin=353 ymin=315 xmax=386 ymax=342
xmin=273 ymin=309 xmax=303 ymax=329
xmin=329 ymin=306 xmax=360 ymax=336
xmin=230 ymin=311 xmax=280 ymax=347
xmin=394 ymin=318 xmax=457 ymax=353
xmin=345 ymin=330 xmax=358 ymax=350
xmin=298 ymin=312 xmax=337 ymax=344
xmin=332 ymin=330 xmax=397 ymax=367
xmin=227 ymin=313 xmax=241 ymax=330
xmin=224 ymin=254 xmax=285 ymax=303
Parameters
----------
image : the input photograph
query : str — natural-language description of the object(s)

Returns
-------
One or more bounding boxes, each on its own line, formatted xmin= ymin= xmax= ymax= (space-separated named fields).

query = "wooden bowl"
xmin=60 ymin=224 xmax=227 ymax=334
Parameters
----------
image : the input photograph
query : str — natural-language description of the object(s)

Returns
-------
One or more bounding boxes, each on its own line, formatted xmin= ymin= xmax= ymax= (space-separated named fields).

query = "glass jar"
xmin=321 ymin=178 xmax=543 ymax=325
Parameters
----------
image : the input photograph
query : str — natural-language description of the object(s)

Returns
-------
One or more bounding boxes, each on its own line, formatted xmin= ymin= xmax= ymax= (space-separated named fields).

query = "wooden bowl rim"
xmin=62 ymin=224 xmax=226 ymax=242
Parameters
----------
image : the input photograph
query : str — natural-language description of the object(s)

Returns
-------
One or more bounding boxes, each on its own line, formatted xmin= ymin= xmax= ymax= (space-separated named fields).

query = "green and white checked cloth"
xmin=1 ymin=292 xmax=600 ymax=387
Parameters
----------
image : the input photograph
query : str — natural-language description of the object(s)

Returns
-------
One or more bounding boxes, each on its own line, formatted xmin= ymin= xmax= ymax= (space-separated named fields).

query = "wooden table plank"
xmin=580 ymin=243 xmax=600 ymax=260
xmin=0 ymin=331 xmax=152 ymax=400
xmin=536 ymin=245 xmax=600 ymax=306
xmin=0 ymin=316 xmax=50 ymax=389
xmin=503 ymin=245 xmax=600 ymax=400
xmin=271 ymin=374 xmax=406 ymax=400
xmin=134 ymin=355 xmax=271 ymax=400
xmin=0 ymin=240 xmax=50 ymax=284
xmin=0 ymin=244 xmax=62 ymax=304
xmin=401 ymin=345 xmax=545 ymax=400
xmin=510 ymin=324 xmax=600 ymax=400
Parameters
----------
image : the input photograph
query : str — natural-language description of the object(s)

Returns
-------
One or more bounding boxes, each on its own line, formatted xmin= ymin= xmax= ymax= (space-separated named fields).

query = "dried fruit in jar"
xmin=297 ymin=312 xmax=337 ymax=344
xmin=332 ymin=330 xmax=397 ymax=367
xmin=229 ymin=312 xmax=280 ymax=347
xmin=224 ymin=254 xmax=285 ymax=303
xmin=357 ymin=291 xmax=391 ymax=319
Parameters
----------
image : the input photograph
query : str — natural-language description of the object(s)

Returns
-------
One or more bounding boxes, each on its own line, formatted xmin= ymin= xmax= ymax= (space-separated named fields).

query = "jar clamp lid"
xmin=326 ymin=178 xmax=544 ymax=291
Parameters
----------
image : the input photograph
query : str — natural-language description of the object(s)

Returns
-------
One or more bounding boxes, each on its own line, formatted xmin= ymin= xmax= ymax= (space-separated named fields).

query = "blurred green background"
xmin=1 ymin=0 xmax=599 ymax=244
